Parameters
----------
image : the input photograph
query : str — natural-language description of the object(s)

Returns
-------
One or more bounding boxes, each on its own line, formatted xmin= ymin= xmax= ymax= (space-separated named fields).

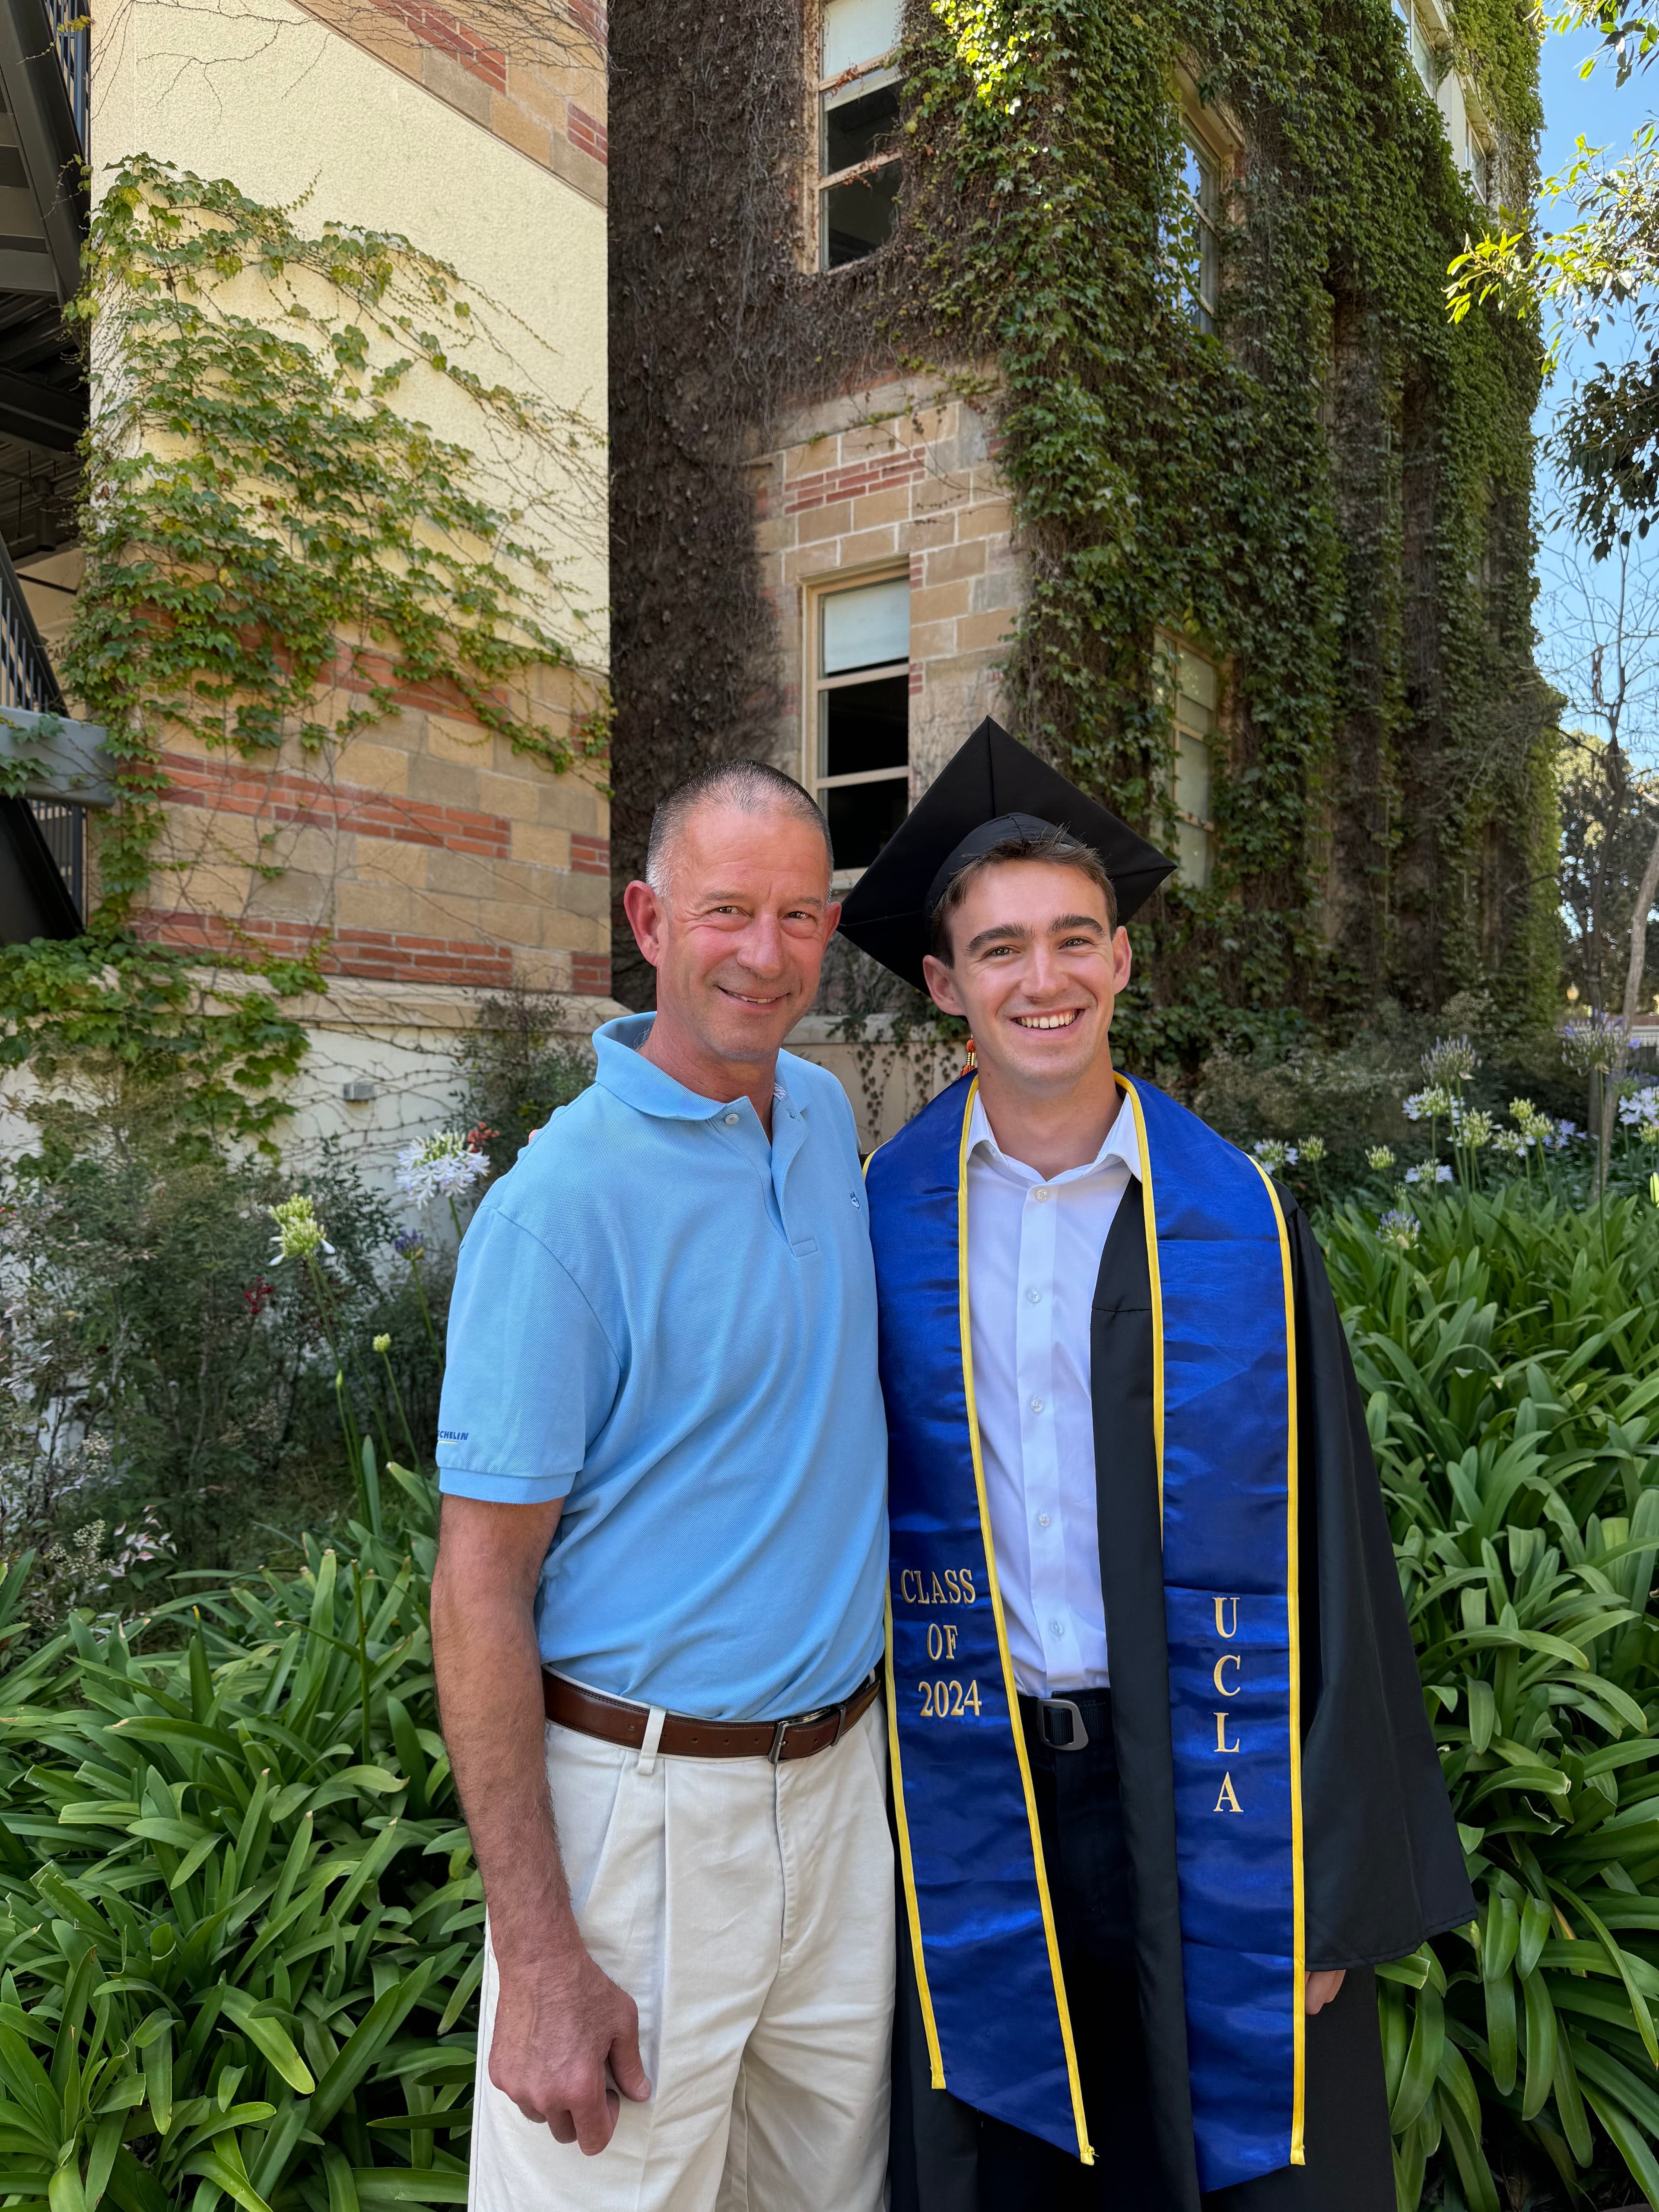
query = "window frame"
xmin=1464 ymin=114 xmax=1492 ymax=203
xmin=813 ymin=0 xmax=904 ymax=273
xmin=1180 ymin=126 xmax=1222 ymax=334
xmin=1393 ymin=0 xmax=1441 ymax=92
xmin=804 ymin=565 xmax=912 ymax=888
xmin=1154 ymin=628 xmax=1222 ymax=894
xmin=1172 ymin=70 xmax=1241 ymax=338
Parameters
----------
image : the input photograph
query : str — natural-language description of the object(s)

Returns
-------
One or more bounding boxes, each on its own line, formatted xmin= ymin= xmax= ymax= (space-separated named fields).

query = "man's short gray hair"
xmin=645 ymin=761 xmax=834 ymax=894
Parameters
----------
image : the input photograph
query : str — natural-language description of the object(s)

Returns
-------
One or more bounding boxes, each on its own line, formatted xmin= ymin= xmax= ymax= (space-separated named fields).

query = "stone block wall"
xmin=751 ymin=374 xmax=1023 ymax=788
xmin=133 ymin=662 xmax=613 ymax=998
xmin=298 ymin=0 xmax=607 ymax=210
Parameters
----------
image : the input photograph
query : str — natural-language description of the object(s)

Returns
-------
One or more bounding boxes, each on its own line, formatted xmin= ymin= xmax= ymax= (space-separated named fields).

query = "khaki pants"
xmin=470 ymin=1699 xmax=896 ymax=2211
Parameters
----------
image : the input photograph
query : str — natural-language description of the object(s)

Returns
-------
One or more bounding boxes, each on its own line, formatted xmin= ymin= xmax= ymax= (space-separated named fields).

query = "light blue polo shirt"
xmin=436 ymin=1014 xmax=888 ymax=1722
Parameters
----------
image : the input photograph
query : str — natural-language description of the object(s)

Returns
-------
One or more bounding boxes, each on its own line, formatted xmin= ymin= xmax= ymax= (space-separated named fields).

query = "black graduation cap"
xmin=836 ymin=717 xmax=1174 ymax=992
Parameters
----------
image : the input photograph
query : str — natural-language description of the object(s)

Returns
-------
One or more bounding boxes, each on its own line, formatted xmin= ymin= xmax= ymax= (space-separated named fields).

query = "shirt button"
xmin=1033 ymin=1188 xmax=1052 ymax=1203
xmin=1037 ymin=1513 xmax=1051 ymax=1529
xmin=1027 ymin=1287 xmax=1042 ymax=1303
xmin=1030 ymin=1397 xmax=1044 ymax=1413
xmin=1051 ymin=1620 xmax=1066 ymax=1636
xmin=723 ymin=1112 xmax=739 ymax=1125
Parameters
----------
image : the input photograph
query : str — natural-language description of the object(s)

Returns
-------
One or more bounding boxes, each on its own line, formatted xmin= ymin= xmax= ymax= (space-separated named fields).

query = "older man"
xmin=431 ymin=761 xmax=893 ymax=2212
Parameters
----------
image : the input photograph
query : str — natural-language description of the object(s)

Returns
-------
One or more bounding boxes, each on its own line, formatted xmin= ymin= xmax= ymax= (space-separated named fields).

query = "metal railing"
xmin=40 ymin=0 xmax=86 ymax=152
xmin=27 ymin=795 xmax=80 ymax=912
xmin=0 ymin=533 xmax=63 ymax=714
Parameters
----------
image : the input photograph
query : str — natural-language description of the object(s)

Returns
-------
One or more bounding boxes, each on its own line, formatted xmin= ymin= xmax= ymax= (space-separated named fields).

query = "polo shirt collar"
xmin=967 ymin=1081 xmax=1142 ymax=1185
xmin=592 ymin=1014 xmax=801 ymax=1128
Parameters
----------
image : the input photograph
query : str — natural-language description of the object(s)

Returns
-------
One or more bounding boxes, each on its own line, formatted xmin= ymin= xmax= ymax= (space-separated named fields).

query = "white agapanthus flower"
xmin=397 ymin=1128 xmax=491 ymax=1211
xmin=268 ymin=1194 xmax=334 ymax=1264
xmin=1421 ymin=1035 xmax=1479 ymax=1087
xmin=1402 ymin=1086 xmax=1453 ymax=1123
xmin=1403 ymin=1164 xmax=1453 ymax=1185
xmin=1618 ymin=1084 xmax=1659 ymax=1129
xmin=1376 ymin=1209 xmax=1420 ymax=1250
xmin=1252 ymin=1139 xmax=1297 ymax=1173
xmin=1492 ymin=1128 xmax=1530 ymax=1159
xmin=1299 ymin=1135 xmax=1326 ymax=1166
xmin=1460 ymin=1110 xmax=1494 ymax=1150
xmin=1365 ymin=1145 xmax=1396 ymax=1172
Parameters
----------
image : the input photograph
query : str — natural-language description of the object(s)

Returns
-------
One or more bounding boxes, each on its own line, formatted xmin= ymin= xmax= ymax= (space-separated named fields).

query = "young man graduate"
xmin=839 ymin=720 xmax=1473 ymax=2211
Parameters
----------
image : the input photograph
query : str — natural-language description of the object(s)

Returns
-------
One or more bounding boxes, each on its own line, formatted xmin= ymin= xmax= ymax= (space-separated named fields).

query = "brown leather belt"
xmin=541 ymin=1667 xmax=882 ymax=1764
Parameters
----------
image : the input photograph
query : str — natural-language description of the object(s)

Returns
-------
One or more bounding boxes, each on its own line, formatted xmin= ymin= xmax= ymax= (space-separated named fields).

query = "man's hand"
xmin=491 ymin=1934 xmax=652 ymax=2153
xmin=1304 ymin=1969 xmax=1346 ymax=2015
xmin=433 ymin=1495 xmax=652 ymax=2156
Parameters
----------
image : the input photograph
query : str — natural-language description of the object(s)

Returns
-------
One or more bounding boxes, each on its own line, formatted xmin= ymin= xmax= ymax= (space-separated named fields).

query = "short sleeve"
xmin=435 ymin=1203 xmax=621 ymax=1504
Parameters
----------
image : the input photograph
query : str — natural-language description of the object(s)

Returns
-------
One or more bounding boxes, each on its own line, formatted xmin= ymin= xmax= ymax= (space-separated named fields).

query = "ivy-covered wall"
xmin=608 ymin=0 xmax=1557 ymax=1061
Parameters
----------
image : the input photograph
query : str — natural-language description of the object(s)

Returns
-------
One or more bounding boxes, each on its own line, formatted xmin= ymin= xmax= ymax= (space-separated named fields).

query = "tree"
xmin=1449 ymin=4 xmax=1659 ymax=1170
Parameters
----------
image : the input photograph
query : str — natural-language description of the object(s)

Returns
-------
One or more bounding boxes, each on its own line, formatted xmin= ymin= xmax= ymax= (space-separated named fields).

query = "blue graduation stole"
xmin=866 ymin=1072 xmax=1305 ymax=2190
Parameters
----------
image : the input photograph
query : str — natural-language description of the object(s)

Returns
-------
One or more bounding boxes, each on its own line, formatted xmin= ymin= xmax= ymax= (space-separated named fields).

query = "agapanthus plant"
xmin=396 ymin=1128 xmax=490 ymax=1211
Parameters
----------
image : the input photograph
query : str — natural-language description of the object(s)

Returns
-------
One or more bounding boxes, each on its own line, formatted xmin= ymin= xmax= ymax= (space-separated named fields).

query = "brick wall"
xmin=299 ymin=0 xmax=608 ymax=207
xmin=138 ymin=665 xmax=611 ymax=995
xmin=752 ymin=377 xmax=1021 ymax=794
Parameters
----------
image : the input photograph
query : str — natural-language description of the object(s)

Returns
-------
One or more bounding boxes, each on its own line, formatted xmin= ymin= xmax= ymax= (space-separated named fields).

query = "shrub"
xmin=0 ymin=1461 xmax=479 ymax=2210
xmin=0 ymin=1109 xmax=449 ymax=1581
xmin=454 ymin=991 xmax=594 ymax=1192
xmin=1324 ymin=1185 xmax=1659 ymax=2209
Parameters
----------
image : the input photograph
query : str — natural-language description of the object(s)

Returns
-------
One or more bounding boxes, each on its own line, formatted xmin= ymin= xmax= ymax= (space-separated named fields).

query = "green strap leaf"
xmin=219 ymin=1993 xmax=314 ymax=2096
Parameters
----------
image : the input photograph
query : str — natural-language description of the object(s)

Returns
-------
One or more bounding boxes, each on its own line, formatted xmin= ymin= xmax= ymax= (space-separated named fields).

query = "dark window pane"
xmin=823 ymin=76 xmax=900 ymax=176
xmin=825 ymin=777 xmax=909 ymax=871
xmin=822 ymin=672 xmax=909 ymax=779
xmin=822 ymin=162 xmax=901 ymax=267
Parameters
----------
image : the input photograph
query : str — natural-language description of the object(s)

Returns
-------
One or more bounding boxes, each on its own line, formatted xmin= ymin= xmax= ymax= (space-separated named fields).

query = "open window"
xmin=810 ymin=571 xmax=909 ymax=876
xmin=1155 ymin=633 xmax=1219 ymax=891
xmin=817 ymin=0 xmax=903 ymax=270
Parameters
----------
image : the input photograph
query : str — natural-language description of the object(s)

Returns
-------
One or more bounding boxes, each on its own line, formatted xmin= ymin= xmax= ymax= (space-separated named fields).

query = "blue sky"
xmin=1532 ymin=20 xmax=1656 ymax=741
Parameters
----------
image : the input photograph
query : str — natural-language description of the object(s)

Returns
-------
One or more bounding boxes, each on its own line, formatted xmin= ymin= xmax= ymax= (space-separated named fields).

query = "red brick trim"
xmin=159 ymin=749 xmax=514 ymax=861
xmin=570 ymin=833 xmax=610 ymax=876
xmin=364 ymin=0 xmax=506 ymax=90
xmin=572 ymin=953 xmax=611 ymax=995
xmin=134 ymin=909 xmax=515 ymax=989
xmin=568 ymin=104 xmax=608 ymax=165
xmin=783 ymin=450 xmax=925 ymax=517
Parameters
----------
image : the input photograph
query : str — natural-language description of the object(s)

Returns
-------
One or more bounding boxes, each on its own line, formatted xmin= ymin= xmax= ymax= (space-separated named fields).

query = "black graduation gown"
xmin=889 ymin=1182 xmax=1475 ymax=2212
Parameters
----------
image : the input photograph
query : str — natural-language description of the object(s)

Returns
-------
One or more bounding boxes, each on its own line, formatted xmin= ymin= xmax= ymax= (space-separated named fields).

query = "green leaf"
xmin=1389 ymin=1981 xmax=1442 ymax=2134
xmin=1521 ymin=1967 xmax=1557 ymax=2122
xmin=218 ymin=1993 xmax=314 ymax=2097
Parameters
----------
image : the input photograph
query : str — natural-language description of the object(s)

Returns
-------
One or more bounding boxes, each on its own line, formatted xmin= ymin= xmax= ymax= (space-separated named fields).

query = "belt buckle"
xmin=768 ymin=1718 xmax=791 ymax=1764
xmin=1038 ymin=1696 xmax=1090 ymax=1752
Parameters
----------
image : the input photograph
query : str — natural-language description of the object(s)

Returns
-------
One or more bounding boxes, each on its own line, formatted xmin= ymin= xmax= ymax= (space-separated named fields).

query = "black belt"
xmin=1019 ymin=1685 xmax=1113 ymax=1753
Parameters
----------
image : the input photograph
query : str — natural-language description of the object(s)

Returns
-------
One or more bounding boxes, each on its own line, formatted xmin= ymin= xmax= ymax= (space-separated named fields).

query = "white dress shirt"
xmin=964 ymin=1087 xmax=1143 ymax=1696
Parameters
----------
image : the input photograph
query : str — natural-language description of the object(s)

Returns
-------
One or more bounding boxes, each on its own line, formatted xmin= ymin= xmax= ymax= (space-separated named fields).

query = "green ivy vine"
xmin=62 ymin=155 xmax=606 ymax=927
xmin=0 ymin=932 xmax=318 ymax=1150
xmin=898 ymin=0 xmax=1555 ymax=1069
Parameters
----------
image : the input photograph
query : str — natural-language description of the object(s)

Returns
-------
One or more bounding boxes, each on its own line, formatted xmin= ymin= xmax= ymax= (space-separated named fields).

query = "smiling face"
xmin=622 ymin=798 xmax=839 ymax=1077
xmin=921 ymin=858 xmax=1132 ymax=1097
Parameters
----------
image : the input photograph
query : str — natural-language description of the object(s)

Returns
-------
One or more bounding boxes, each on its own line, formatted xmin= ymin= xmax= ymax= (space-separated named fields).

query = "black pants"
xmin=976 ymin=1690 xmax=1394 ymax=2212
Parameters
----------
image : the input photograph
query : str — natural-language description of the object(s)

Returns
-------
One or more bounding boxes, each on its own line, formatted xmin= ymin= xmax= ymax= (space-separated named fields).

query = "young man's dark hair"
xmin=927 ymin=822 xmax=1119 ymax=967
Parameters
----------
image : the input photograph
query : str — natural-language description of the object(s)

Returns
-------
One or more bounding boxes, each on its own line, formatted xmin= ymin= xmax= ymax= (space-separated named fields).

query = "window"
xmin=811 ymin=573 xmax=909 ymax=874
xmin=1393 ymin=0 xmax=1436 ymax=91
xmin=1465 ymin=121 xmax=1491 ymax=202
xmin=1181 ymin=130 xmax=1221 ymax=334
xmin=818 ymin=0 xmax=903 ymax=270
xmin=1155 ymin=636 xmax=1218 ymax=891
